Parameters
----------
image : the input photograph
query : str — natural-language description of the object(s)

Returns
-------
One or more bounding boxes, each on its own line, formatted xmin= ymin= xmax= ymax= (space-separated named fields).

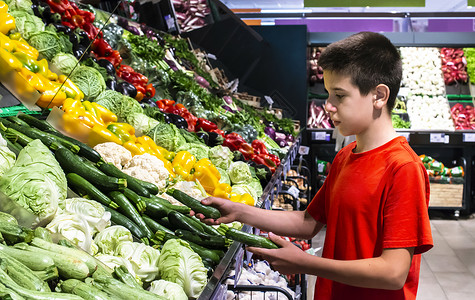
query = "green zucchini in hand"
xmin=166 ymin=188 xmax=220 ymax=219
xmin=56 ymin=147 xmax=126 ymax=191
xmin=66 ymin=173 xmax=119 ymax=209
xmin=97 ymin=161 xmax=158 ymax=196
xmin=174 ymin=228 xmax=228 ymax=249
xmin=218 ymin=224 xmax=279 ymax=249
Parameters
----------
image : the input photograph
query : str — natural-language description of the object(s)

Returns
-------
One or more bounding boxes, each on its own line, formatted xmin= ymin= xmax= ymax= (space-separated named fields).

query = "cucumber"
xmin=5 ymin=116 xmax=30 ymax=127
xmin=56 ymin=134 xmax=103 ymax=162
xmin=149 ymin=195 xmax=191 ymax=214
xmin=14 ymin=243 xmax=90 ymax=280
xmin=108 ymin=191 xmax=153 ymax=240
xmin=142 ymin=215 xmax=174 ymax=235
xmin=0 ymin=251 xmax=51 ymax=292
xmin=67 ymin=173 xmax=119 ymax=209
xmin=0 ymin=244 xmax=54 ymax=271
xmin=218 ymin=224 xmax=279 ymax=249
xmin=102 ymin=205 xmax=149 ymax=245
xmin=113 ymin=266 xmax=142 ymax=289
xmin=123 ymin=188 xmax=147 ymax=213
xmin=60 ymin=279 xmax=113 ymax=300
xmin=0 ymin=222 xmax=33 ymax=245
xmin=174 ymin=228 xmax=228 ymax=249
xmin=0 ymin=267 xmax=84 ymax=300
xmin=17 ymin=114 xmax=60 ymax=134
xmin=33 ymin=227 xmax=53 ymax=242
xmin=56 ymin=147 xmax=127 ymax=191
xmin=97 ymin=161 xmax=158 ymax=196
xmin=166 ymin=188 xmax=221 ymax=219
xmin=91 ymin=275 xmax=166 ymax=300
xmin=157 ymin=217 xmax=172 ymax=230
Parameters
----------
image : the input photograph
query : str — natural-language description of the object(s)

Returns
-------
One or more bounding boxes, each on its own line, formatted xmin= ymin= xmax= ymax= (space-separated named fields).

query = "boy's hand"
xmin=190 ymin=196 xmax=241 ymax=225
xmin=247 ymin=232 xmax=306 ymax=275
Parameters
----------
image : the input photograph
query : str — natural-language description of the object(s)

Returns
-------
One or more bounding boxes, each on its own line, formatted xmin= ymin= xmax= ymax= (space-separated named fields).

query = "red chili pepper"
xmin=92 ymin=38 xmax=113 ymax=57
xmin=195 ymin=118 xmax=218 ymax=132
xmin=238 ymin=143 xmax=255 ymax=160
xmin=156 ymin=100 xmax=165 ymax=109
xmin=61 ymin=21 xmax=75 ymax=29
xmin=82 ymin=22 xmax=101 ymax=39
xmin=251 ymin=139 xmax=269 ymax=155
xmin=70 ymin=14 xmax=85 ymax=27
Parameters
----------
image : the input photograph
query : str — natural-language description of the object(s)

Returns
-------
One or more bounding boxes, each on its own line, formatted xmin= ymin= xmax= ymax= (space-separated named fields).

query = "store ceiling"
xmin=222 ymin=0 xmax=471 ymax=12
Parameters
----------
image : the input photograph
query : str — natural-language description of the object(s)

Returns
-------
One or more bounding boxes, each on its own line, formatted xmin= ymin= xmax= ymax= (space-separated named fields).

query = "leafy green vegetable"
xmin=114 ymin=241 xmax=161 ymax=283
xmin=179 ymin=128 xmax=205 ymax=144
xmin=69 ymin=65 xmax=106 ymax=101
xmin=0 ymin=136 xmax=16 ymax=177
xmin=148 ymin=123 xmax=186 ymax=152
xmin=27 ymin=31 xmax=62 ymax=61
xmin=157 ymin=239 xmax=207 ymax=299
xmin=51 ymin=52 xmax=78 ymax=75
xmin=208 ymin=145 xmax=233 ymax=169
xmin=231 ymin=183 xmax=258 ymax=202
xmin=0 ymin=139 xmax=66 ymax=225
xmin=463 ymin=48 xmax=475 ymax=84
xmin=5 ymin=0 xmax=33 ymax=14
xmin=10 ymin=10 xmax=44 ymax=40
xmin=176 ymin=143 xmax=209 ymax=161
xmin=149 ymin=280 xmax=187 ymax=300
xmin=391 ymin=114 xmax=411 ymax=129
xmin=227 ymin=161 xmax=252 ymax=185
xmin=248 ymin=178 xmax=263 ymax=198
xmin=56 ymin=31 xmax=73 ymax=54
xmin=216 ymin=167 xmax=230 ymax=185
xmin=94 ymin=225 xmax=133 ymax=255
xmin=81 ymin=57 xmax=111 ymax=82
xmin=126 ymin=112 xmax=160 ymax=136
xmin=95 ymin=90 xmax=143 ymax=122
xmin=124 ymin=31 xmax=165 ymax=67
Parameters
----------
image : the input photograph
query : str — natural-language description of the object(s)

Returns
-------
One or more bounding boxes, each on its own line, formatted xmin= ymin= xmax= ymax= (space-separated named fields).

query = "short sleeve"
xmin=306 ymin=175 xmax=328 ymax=224
xmin=383 ymin=161 xmax=433 ymax=255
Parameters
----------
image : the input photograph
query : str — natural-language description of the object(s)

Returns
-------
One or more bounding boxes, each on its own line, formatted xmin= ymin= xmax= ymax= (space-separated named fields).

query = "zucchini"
xmin=66 ymin=173 xmax=119 ymax=209
xmin=174 ymin=228 xmax=228 ymax=249
xmin=0 ymin=222 xmax=33 ymax=245
xmin=3 ymin=127 xmax=33 ymax=146
xmin=56 ymin=147 xmax=126 ymax=191
xmin=108 ymin=191 xmax=153 ymax=240
xmin=157 ymin=217 xmax=172 ymax=230
xmin=32 ymin=266 xmax=59 ymax=282
xmin=141 ymin=197 xmax=172 ymax=220
xmin=185 ymin=215 xmax=221 ymax=236
xmin=14 ymin=243 xmax=90 ymax=280
xmin=123 ymin=188 xmax=146 ymax=213
xmin=17 ymin=114 xmax=60 ymax=134
xmin=142 ymin=215 xmax=174 ymax=235
xmin=166 ymin=188 xmax=221 ymax=219
xmin=167 ymin=211 xmax=203 ymax=234
xmin=0 ymin=212 xmax=17 ymax=225
xmin=33 ymin=227 xmax=53 ymax=242
xmin=60 ymin=279 xmax=113 ymax=300
xmin=0 ymin=251 xmax=51 ymax=292
xmin=30 ymin=237 xmax=98 ymax=274
xmin=149 ymin=195 xmax=191 ymax=214
xmin=102 ymin=205 xmax=149 ymax=245
xmin=218 ymin=224 xmax=279 ymax=249
xmin=57 ymin=134 xmax=103 ymax=163
xmin=97 ymin=161 xmax=158 ymax=196
xmin=5 ymin=116 xmax=29 ymax=127
xmin=0 ymin=266 xmax=84 ymax=300
xmin=0 ymin=244 xmax=54 ymax=271
xmin=91 ymin=275 xmax=166 ymax=300
xmin=113 ymin=266 xmax=142 ymax=289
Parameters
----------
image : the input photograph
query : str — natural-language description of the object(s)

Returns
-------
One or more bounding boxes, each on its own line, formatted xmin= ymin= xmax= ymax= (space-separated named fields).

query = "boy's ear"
xmin=373 ymin=84 xmax=390 ymax=110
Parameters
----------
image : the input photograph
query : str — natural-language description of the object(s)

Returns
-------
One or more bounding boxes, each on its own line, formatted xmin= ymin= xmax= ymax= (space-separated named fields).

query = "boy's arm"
xmin=250 ymin=233 xmax=414 ymax=290
xmin=195 ymin=197 xmax=324 ymax=239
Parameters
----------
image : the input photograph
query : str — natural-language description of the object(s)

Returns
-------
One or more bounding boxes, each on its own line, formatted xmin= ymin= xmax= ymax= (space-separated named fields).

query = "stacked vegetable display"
xmin=440 ymin=48 xmax=468 ymax=85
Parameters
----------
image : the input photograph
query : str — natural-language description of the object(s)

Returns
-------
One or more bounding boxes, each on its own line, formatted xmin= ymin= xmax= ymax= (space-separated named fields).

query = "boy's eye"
xmin=335 ymin=94 xmax=344 ymax=99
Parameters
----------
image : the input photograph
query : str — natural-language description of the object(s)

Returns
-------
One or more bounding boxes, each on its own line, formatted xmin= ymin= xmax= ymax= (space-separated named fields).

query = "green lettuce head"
xmin=208 ymin=145 xmax=233 ymax=169
xmin=69 ymin=65 xmax=106 ymax=101
xmin=148 ymin=123 xmax=186 ymax=152
xmin=126 ymin=112 xmax=159 ymax=136
xmin=149 ymin=280 xmax=187 ymax=300
xmin=177 ymin=143 xmax=209 ymax=161
xmin=0 ymin=135 xmax=16 ymax=177
xmin=95 ymin=90 xmax=143 ymax=122
xmin=227 ymin=161 xmax=252 ymax=185
xmin=27 ymin=31 xmax=61 ymax=61
xmin=0 ymin=139 xmax=66 ymax=225
xmin=158 ymin=239 xmax=207 ymax=298
xmin=94 ymin=225 xmax=133 ymax=255
xmin=51 ymin=52 xmax=79 ymax=76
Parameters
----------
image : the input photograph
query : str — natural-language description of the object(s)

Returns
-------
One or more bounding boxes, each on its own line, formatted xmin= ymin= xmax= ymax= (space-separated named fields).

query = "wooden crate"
xmin=234 ymin=92 xmax=261 ymax=108
xmin=429 ymin=183 xmax=463 ymax=207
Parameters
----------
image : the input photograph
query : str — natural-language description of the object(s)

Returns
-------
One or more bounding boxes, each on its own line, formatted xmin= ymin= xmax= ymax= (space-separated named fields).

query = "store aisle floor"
xmin=418 ymin=214 xmax=475 ymax=300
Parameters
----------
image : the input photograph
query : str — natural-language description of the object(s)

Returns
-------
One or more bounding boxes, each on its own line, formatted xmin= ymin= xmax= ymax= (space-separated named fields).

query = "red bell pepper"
xmin=211 ymin=128 xmax=225 ymax=137
xmin=92 ymin=38 xmax=113 ymax=57
xmin=195 ymin=118 xmax=217 ymax=132
xmin=251 ymin=139 xmax=269 ymax=155
xmin=238 ymin=142 xmax=255 ymax=160
xmin=46 ymin=0 xmax=68 ymax=13
xmin=145 ymin=83 xmax=155 ymax=98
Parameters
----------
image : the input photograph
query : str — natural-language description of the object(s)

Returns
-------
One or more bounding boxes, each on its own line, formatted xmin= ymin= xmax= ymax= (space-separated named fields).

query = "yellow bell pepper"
xmin=91 ymin=102 xmax=117 ymax=124
xmin=123 ymin=140 xmax=145 ymax=156
xmin=83 ymin=101 xmax=100 ymax=118
xmin=213 ymin=182 xmax=232 ymax=199
xmin=88 ymin=124 xmax=123 ymax=147
xmin=172 ymin=151 xmax=196 ymax=180
xmin=10 ymin=39 xmax=39 ymax=60
xmin=62 ymin=113 xmax=88 ymax=137
xmin=112 ymin=122 xmax=135 ymax=136
xmin=58 ymin=75 xmax=84 ymax=101
xmin=37 ymin=59 xmax=58 ymax=81
xmin=107 ymin=123 xmax=134 ymax=143
xmin=0 ymin=1 xmax=8 ymax=14
xmin=78 ymin=110 xmax=104 ymax=128
xmin=192 ymin=158 xmax=221 ymax=194
xmin=230 ymin=193 xmax=255 ymax=206
xmin=0 ymin=32 xmax=14 ymax=52
xmin=0 ymin=47 xmax=22 ymax=71
xmin=140 ymin=135 xmax=174 ymax=161
xmin=37 ymin=88 xmax=67 ymax=108
xmin=0 ymin=12 xmax=15 ymax=35
xmin=62 ymin=98 xmax=85 ymax=116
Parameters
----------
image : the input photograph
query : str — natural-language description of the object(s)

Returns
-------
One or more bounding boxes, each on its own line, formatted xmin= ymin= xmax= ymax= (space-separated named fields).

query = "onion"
xmin=195 ymin=75 xmax=210 ymax=88
xmin=223 ymin=96 xmax=233 ymax=105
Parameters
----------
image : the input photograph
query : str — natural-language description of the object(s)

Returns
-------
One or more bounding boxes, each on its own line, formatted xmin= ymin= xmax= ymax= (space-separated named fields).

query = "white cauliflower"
xmin=123 ymin=153 xmax=170 ymax=190
xmin=93 ymin=142 xmax=132 ymax=169
xmin=170 ymin=180 xmax=207 ymax=201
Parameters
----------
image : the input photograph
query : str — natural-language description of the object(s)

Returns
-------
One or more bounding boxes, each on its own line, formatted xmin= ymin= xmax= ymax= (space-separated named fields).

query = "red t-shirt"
xmin=307 ymin=136 xmax=433 ymax=300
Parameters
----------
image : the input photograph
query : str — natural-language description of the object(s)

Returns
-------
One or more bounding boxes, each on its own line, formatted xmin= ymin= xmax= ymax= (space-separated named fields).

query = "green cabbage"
xmin=208 ymin=145 xmax=233 ymax=169
xmin=0 ymin=139 xmax=66 ymax=225
xmin=9 ymin=10 xmax=44 ymax=39
xmin=157 ymin=239 xmax=207 ymax=298
xmin=51 ymin=52 xmax=78 ymax=75
xmin=69 ymin=65 xmax=106 ymax=101
xmin=115 ymin=241 xmax=161 ymax=283
xmin=27 ymin=31 xmax=61 ymax=61
xmin=227 ymin=161 xmax=252 ymax=185
xmin=149 ymin=280 xmax=187 ymax=300
xmin=5 ymin=0 xmax=33 ymax=14
xmin=248 ymin=178 xmax=263 ymax=198
xmin=60 ymin=198 xmax=111 ymax=235
xmin=46 ymin=212 xmax=94 ymax=254
xmin=216 ymin=167 xmax=230 ymax=185
xmin=95 ymin=90 xmax=143 ymax=122
xmin=94 ymin=225 xmax=133 ymax=255
xmin=177 ymin=143 xmax=209 ymax=161
xmin=231 ymin=183 xmax=258 ymax=202
xmin=148 ymin=123 xmax=186 ymax=152
xmin=126 ymin=112 xmax=160 ymax=136
xmin=0 ymin=136 xmax=16 ymax=177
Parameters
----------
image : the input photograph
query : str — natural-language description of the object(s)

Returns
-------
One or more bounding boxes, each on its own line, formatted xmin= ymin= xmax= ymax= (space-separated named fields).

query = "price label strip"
xmin=430 ymin=133 xmax=449 ymax=144
xmin=299 ymin=146 xmax=310 ymax=155
xmin=312 ymin=131 xmax=327 ymax=141
xmin=287 ymin=185 xmax=300 ymax=200
xmin=463 ymin=133 xmax=475 ymax=142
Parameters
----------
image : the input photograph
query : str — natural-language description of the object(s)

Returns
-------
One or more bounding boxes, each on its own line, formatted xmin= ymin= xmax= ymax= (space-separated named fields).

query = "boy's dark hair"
xmin=318 ymin=31 xmax=402 ymax=112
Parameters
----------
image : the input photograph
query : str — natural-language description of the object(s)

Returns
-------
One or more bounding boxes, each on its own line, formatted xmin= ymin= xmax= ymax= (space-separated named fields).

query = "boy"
xmin=195 ymin=32 xmax=433 ymax=300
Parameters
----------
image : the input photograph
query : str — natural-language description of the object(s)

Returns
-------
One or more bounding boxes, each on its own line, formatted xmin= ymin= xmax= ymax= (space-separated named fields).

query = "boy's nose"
xmin=325 ymin=99 xmax=336 ymax=112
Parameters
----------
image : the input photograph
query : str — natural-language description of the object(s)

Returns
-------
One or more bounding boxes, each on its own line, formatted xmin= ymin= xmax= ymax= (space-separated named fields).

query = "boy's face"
xmin=323 ymin=70 xmax=375 ymax=136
